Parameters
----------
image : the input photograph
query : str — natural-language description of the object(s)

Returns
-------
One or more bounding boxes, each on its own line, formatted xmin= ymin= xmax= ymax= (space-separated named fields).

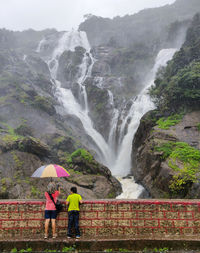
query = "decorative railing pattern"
xmin=0 ymin=199 xmax=200 ymax=239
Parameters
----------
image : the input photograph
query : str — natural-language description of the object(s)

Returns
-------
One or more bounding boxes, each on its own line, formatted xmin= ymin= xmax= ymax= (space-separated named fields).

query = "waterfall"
xmin=111 ymin=48 xmax=177 ymax=175
xmin=114 ymin=48 xmax=177 ymax=199
xmin=37 ymin=30 xmax=177 ymax=198
xmin=54 ymin=79 xmax=111 ymax=164
xmin=37 ymin=30 xmax=112 ymax=167
xmin=108 ymin=108 xmax=119 ymax=158
xmin=36 ymin=38 xmax=46 ymax=53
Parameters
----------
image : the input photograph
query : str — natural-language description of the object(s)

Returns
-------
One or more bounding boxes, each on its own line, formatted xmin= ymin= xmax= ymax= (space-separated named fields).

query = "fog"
xmin=0 ymin=0 xmax=176 ymax=31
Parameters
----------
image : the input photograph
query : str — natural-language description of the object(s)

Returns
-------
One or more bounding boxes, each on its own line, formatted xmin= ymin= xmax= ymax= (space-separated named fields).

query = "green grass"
xmin=156 ymin=114 xmax=183 ymax=130
xmin=143 ymin=248 xmax=168 ymax=253
xmin=62 ymin=246 xmax=76 ymax=252
xmin=20 ymin=248 xmax=32 ymax=253
xmin=155 ymin=142 xmax=174 ymax=159
xmin=197 ymin=123 xmax=200 ymax=131
xmin=11 ymin=248 xmax=32 ymax=253
xmin=11 ymin=248 xmax=17 ymax=253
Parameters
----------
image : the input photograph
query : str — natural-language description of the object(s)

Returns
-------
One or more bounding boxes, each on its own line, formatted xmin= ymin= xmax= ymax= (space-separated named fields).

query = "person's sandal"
xmin=44 ymin=234 xmax=48 ymax=239
xmin=53 ymin=234 xmax=57 ymax=239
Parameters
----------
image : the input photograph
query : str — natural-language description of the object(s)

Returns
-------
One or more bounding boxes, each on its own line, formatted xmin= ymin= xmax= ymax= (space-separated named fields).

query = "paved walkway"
xmin=1 ymin=238 xmax=200 ymax=252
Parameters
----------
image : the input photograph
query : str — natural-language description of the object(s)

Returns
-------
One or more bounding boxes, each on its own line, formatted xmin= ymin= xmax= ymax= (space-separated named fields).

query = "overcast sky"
xmin=0 ymin=0 xmax=176 ymax=31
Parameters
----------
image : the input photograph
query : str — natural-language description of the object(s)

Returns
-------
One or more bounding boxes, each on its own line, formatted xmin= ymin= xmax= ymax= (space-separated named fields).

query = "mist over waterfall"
xmin=110 ymin=48 xmax=177 ymax=177
xmin=0 ymin=0 xmax=199 ymax=201
xmin=38 ymin=30 xmax=112 ymax=165
xmin=36 ymin=30 xmax=177 ymax=198
xmin=115 ymin=48 xmax=177 ymax=199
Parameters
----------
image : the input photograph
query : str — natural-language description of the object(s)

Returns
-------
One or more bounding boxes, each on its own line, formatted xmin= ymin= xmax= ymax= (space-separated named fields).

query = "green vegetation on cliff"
xmin=0 ymin=122 xmax=22 ymax=142
xmin=155 ymin=141 xmax=200 ymax=194
xmin=67 ymin=148 xmax=93 ymax=164
xmin=151 ymin=61 xmax=200 ymax=111
xmin=156 ymin=114 xmax=183 ymax=129
xmin=150 ymin=13 xmax=200 ymax=112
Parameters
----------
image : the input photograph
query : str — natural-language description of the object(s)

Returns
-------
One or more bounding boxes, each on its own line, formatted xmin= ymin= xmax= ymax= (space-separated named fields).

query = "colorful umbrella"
xmin=31 ymin=164 xmax=70 ymax=178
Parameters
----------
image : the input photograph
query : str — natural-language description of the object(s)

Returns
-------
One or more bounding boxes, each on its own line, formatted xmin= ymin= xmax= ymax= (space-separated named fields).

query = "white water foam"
xmin=110 ymin=48 xmax=177 ymax=177
xmin=116 ymin=177 xmax=144 ymax=199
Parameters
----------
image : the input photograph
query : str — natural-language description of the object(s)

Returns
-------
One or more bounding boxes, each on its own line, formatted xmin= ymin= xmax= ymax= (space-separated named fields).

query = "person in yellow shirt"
xmin=66 ymin=187 xmax=83 ymax=239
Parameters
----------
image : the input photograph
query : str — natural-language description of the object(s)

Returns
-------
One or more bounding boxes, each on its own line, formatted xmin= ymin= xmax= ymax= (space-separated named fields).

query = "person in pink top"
xmin=44 ymin=182 xmax=60 ymax=239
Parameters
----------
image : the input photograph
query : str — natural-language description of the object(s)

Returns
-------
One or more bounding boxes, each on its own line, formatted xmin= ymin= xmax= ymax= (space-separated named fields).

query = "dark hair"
xmin=71 ymin=187 xmax=77 ymax=193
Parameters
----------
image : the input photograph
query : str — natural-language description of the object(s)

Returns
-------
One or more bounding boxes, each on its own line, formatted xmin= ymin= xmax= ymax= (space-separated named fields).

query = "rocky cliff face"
xmin=132 ymin=14 xmax=200 ymax=199
xmin=0 ymin=133 xmax=121 ymax=199
xmin=132 ymin=111 xmax=200 ymax=198
xmin=0 ymin=28 xmax=122 ymax=200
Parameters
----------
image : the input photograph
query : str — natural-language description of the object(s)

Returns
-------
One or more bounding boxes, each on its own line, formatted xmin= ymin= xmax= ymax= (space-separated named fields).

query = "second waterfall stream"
xmin=37 ymin=30 xmax=177 ymax=199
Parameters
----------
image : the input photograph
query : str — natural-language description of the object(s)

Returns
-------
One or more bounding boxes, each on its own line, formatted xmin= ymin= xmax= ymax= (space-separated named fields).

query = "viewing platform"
xmin=1 ymin=199 xmax=200 ymax=252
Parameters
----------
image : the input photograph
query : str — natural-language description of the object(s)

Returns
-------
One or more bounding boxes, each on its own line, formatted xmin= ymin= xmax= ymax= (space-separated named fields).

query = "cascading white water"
xmin=107 ymin=90 xmax=114 ymax=106
xmin=48 ymin=30 xmax=90 ymax=79
xmin=38 ymin=30 xmax=112 ymax=166
xmin=36 ymin=38 xmax=46 ymax=53
xmin=115 ymin=48 xmax=177 ymax=199
xmin=55 ymin=79 xmax=111 ymax=163
xmin=108 ymin=109 xmax=119 ymax=146
xmin=116 ymin=177 xmax=144 ymax=199
xmin=112 ymin=48 xmax=177 ymax=176
xmin=37 ymin=30 xmax=177 ymax=199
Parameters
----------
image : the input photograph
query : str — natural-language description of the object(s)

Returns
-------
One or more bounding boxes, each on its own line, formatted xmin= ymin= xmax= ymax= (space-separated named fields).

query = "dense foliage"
xmin=155 ymin=141 xmax=200 ymax=194
xmin=67 ymin=148 xmax=93 ymax=164
xmin=150 ymin=14 xmax=200 ymax=112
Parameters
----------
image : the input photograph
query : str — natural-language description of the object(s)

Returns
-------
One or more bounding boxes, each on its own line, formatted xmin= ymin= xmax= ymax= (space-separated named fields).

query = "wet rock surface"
xmin=0 ymin=135 xmax=122 ymax=199
xmin=132 ymin=111 xmax=200 ymax=198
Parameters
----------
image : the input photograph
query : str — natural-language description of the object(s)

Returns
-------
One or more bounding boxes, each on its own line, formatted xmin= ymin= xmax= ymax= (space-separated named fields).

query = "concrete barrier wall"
xmin=0 ymin=199 xmax=200 ymax=239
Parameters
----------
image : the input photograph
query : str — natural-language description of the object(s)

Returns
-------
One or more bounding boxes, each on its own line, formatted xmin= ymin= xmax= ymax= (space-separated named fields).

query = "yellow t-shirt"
xmin=66 ymin=193 xmax=82 ymax=211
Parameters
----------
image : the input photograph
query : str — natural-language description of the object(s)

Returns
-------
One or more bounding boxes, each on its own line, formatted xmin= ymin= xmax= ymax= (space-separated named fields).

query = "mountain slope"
xmin=79 ymin=0 xmax=200 ymax=49
xmin=0 ymin=29 xmax=122 ymax=200
xmin=132 ymin=14 xmax=200 ymax=198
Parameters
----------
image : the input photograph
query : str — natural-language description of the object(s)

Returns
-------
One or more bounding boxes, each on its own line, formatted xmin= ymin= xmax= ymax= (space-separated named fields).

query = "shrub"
xmin=156 ymin=114 xmax=183 ymax=129
xmin=62 ymin=245 xmax=76 ymax=252
xmin=32 ymin=95 xmax=55 ymax=115
xmin=155 ymin=141 xmax=200 ymax=194
xmin=0 ymin=122 xmax=22 ymax=142
xmin=154 ymin=142 xmax=174 ymax=159
xmin=67 ymin=148 xmax=93 ymax=163
xmin=31 ymin=186 xmax=41 ymax=198
xmin=11 ymin=248 xmax=17 ymax=253
xmin=150 ymin=61 xmax=200 ymax=111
